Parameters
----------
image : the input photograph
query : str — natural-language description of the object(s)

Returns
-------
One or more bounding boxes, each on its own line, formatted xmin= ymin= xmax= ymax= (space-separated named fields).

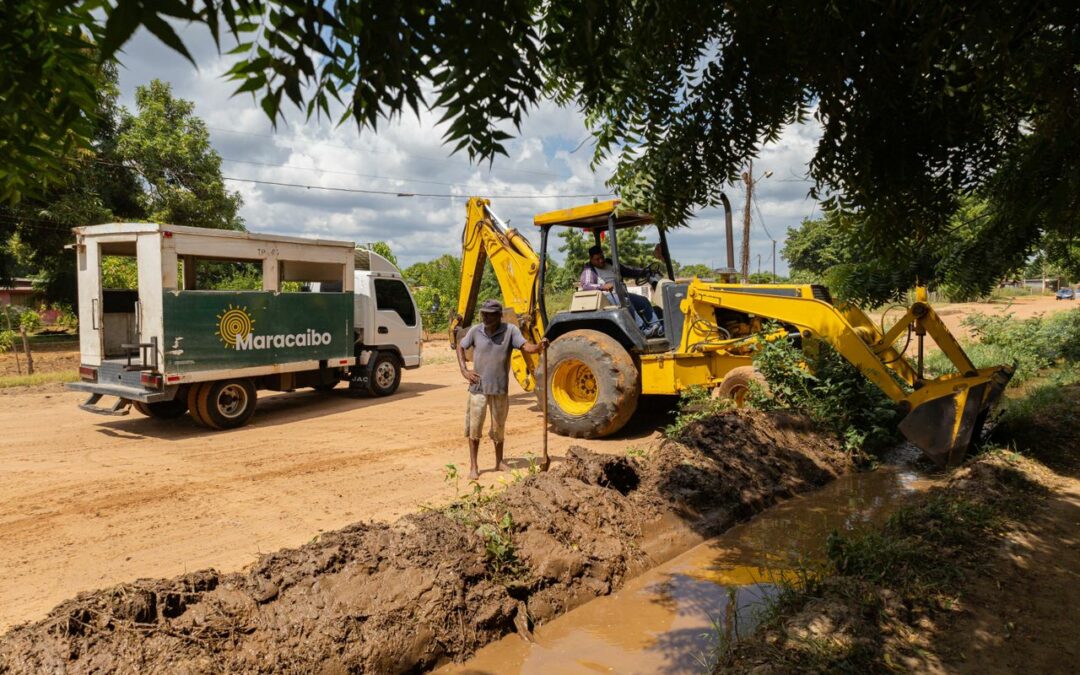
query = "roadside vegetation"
xmin=688 ymin=311 xmax=1080 ymax=672
xmin=924 ymin=307 xmax=1080 ymax=386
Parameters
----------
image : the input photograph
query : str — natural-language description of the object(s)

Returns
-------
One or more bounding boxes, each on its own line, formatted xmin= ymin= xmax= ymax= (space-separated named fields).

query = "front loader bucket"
xmin=899 ymin=366 xmax=1015 ymax=468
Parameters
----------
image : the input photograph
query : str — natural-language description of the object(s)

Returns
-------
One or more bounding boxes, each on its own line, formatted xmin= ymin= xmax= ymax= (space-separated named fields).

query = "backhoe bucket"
xmin=899 ymin=366 xmax=1015 ymax=468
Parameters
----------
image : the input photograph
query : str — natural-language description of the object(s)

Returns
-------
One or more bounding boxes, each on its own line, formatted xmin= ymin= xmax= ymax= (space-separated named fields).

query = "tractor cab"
xmin=534 ymin=200 xmax=718 ymax=354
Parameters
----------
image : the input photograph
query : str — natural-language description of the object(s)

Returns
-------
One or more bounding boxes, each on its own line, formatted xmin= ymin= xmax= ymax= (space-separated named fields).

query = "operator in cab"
xmin=579 ymin=244 xmax=663 ymax=337
xmin=456 ymin=299 xmax=548 ymax=480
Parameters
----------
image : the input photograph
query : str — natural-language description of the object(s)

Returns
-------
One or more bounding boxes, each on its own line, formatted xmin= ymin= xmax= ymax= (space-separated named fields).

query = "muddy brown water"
xmin=440 ymin=463 xmax=933 ymax=675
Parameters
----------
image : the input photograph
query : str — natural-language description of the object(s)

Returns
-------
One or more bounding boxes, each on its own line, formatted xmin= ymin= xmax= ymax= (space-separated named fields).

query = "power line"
xmin=751 ymin=192 xmax=774 ymax=241
xmin=218 ymin=156 xmax=603 ymax=195
xmin=86 ymin=157 xmax=613 ymax=200
xmin=219 ymin=175 xmax=612 ymax=199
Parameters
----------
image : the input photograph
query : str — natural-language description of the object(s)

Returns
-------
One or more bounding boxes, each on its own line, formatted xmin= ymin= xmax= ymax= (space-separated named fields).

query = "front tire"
xmin=368 ymin=352 xmax=401 ymax=397
xmin=716 ymin=366 xmax=768 ymax=407
xmin=536 ymin=330 xmax=640 ymax=438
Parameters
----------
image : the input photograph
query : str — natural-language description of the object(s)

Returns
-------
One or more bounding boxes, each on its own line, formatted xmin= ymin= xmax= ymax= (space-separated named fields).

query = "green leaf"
xmin=141 ymin=12 xmax=197 ymax=66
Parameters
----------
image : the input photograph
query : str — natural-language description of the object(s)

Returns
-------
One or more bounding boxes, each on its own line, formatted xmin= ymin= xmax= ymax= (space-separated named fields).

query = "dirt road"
xmin=0 ymin=353 xmax=668 ymax=632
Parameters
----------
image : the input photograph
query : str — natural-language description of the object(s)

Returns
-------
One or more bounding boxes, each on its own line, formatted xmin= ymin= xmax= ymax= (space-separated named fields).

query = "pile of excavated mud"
xmin=0 ymin=410 xmax=847 ymax=673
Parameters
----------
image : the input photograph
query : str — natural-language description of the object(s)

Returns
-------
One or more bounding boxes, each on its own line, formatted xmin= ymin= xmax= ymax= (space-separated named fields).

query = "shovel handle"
xmin=542 ymin=348 xmax=549 ymax=460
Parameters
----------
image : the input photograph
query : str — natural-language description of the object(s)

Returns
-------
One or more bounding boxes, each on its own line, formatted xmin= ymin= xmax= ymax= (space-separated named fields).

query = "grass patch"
xmin=0 ymin=370 xmax=78 ymax=388
xmin=990 ymin=368 xmax=1080 ymax=475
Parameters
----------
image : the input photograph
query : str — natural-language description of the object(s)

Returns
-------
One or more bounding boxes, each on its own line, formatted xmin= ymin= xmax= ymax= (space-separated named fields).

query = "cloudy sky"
xmin=115 ymin=25 xmax=822 ymax=273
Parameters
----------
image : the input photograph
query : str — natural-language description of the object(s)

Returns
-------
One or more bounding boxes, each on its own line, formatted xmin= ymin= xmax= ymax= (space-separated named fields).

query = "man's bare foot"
xmin=468 ymin=468 xmax=480 ymax=480
xmin=496 ymin=462 xmax=512 ymax=472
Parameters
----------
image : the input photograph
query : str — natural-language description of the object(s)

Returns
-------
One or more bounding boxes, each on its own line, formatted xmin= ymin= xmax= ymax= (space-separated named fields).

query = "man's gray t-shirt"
xmin=461 ymin=322 xmax=527 ymax=395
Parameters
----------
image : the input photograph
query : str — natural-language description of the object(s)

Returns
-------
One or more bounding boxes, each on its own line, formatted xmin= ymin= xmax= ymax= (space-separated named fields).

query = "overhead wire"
xmin=84 ymin=157 xmax=613 ymax=200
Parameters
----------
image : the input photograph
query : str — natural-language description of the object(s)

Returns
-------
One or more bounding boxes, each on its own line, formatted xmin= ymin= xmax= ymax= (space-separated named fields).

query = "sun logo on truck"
xmin=216 ymin=305 xmax=255 ymax=347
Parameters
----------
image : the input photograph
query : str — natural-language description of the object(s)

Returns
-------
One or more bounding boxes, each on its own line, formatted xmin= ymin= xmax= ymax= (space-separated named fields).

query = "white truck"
xmin=68 ymin=223 xmax=422 ymax=429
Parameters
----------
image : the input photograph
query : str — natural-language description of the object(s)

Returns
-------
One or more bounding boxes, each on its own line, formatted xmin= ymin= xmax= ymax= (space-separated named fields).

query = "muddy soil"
xmin=0 ymin=410 xmax=847 ymax=673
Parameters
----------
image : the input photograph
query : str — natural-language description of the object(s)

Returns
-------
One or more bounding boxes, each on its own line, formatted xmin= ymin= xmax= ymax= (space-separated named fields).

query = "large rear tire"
xmin=536 ymin=330 xmax=640 ymax=438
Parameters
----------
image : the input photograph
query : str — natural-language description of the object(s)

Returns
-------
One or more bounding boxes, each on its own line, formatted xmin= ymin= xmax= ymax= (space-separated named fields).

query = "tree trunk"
xmin=4 ymin=307 xmax=21 ymax=375
xmin=20 ymin=326 xmax=33 ymax=376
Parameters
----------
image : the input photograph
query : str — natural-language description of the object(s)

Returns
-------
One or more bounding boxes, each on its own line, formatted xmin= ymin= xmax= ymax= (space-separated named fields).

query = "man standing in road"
xmin=457 ymin=299 xmax=548 ymax=480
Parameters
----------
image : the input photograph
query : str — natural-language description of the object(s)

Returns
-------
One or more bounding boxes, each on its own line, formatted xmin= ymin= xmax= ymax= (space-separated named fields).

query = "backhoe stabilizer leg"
xmin=898 ymin=365 xmax=1014 ymax=468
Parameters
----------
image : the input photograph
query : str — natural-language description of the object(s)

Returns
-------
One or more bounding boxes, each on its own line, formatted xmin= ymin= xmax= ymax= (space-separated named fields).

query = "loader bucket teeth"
xmin=899 ymin=365 xmax=1015 ymax=468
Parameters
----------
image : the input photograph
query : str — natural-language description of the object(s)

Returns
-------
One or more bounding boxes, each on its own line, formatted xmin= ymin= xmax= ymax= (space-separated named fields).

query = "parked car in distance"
xmin=1056 ymin=288 xmax=1075 ymax=300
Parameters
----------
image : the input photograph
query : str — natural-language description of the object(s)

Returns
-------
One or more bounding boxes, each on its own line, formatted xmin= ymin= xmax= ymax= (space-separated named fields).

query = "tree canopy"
xmin=3 ymin=1 xmax=1078 ymax=300
xmin=1 ymin=70 xmax=243 ymax=302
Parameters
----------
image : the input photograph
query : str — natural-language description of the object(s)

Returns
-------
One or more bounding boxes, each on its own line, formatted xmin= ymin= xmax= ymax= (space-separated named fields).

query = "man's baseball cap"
xmin=479 ymin=299 xmax=503 ymax=314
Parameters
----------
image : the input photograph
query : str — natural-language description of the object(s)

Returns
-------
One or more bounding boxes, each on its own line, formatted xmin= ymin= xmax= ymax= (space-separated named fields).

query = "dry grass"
xmin=0 ymin=370 xmax=78 ymax=389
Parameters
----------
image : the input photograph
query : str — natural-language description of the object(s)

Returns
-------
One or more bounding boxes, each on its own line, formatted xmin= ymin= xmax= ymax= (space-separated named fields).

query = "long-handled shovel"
xmin=541 ymin=345 xmax=551 ymax=472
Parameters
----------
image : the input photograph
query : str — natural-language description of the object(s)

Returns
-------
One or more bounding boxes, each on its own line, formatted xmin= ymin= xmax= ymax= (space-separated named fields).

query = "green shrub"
xmin=51 ymin=302 xmax=78 ymax=332
xmin=18 ymin=309 xmax=41 ymax=333
xmin=751 ymin=334 xmax=901 ymax=455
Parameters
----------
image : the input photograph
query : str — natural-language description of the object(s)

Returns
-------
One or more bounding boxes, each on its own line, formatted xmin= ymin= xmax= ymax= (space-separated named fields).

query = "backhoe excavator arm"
xmin=450 ymin=197 xmax=545 ymax=391
xmin=683 ymin=281 xmax=1013 ymax=466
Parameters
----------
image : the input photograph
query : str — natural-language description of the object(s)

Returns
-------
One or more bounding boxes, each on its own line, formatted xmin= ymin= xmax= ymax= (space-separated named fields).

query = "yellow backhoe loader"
xmin=451 ymin=197 xmax=1013 ymax=467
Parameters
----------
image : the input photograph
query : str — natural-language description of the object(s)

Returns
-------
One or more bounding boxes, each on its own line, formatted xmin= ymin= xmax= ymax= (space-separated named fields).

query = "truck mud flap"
xmin=78 ymin=393 xmax=131 ymax=416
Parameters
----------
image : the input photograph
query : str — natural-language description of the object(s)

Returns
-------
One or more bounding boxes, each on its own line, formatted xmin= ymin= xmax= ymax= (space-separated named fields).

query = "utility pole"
xmin=756 ymin=253 xmax=761 ymax=276
xmin=741 ymin=160 xmax=752 ymax=282
xmin=772 ymin=240 xmax=777 ymax=279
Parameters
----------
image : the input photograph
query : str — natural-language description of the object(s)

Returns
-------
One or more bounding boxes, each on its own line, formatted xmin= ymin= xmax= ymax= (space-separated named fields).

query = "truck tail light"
xmin=79 ymin=366 xmax=98 ymax=382
xmin=140 ymin=372 xmax=163 ymax=389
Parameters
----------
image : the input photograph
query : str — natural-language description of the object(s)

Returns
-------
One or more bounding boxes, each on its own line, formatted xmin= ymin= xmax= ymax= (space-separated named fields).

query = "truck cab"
xmin=320 ymin=248 xmax=423 ymax=396
xmin=68 ymin=224 xmax=422 ymax=429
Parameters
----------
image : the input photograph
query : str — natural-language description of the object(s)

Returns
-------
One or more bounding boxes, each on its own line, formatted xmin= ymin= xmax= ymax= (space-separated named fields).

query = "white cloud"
xmin=115 ymin=25 xmax=822 ymax=274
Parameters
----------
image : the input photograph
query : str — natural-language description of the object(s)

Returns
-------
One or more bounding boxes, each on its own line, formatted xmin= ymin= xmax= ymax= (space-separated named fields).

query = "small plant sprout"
xmin=443 ymin=463 xmax=460 ymax=495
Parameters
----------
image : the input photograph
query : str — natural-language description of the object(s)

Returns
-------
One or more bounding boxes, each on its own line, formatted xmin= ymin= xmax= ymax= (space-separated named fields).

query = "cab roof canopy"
xmin=533 ymin=199 xmax=655 ymax=230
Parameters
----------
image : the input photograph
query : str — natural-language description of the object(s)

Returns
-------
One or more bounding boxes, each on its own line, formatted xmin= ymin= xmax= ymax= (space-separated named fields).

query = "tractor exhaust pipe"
xmin=719 ymin=193 xmax=737 ymax=282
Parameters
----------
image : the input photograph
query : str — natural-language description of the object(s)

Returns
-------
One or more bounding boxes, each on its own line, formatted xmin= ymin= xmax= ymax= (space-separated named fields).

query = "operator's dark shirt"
xmin=460 ymin=323 xmax=527 ymax=395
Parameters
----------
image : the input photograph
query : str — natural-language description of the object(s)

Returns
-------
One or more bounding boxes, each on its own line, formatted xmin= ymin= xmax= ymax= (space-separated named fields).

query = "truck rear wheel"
xmin=132 ymin=397 xmax=189 ymax=419
xmin=187 ymin=383 xmax=215 ymax=428
xmin=188 ymin=380 xmax=257 ymax=429
xmin=202 ymin=379 xmax=258 ymax=429
xmin=536 ymin=330 xmax=640 ymax=438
